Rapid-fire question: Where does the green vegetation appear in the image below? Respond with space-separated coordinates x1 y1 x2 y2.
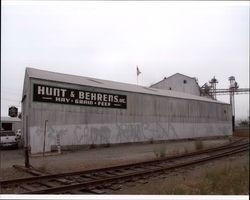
153 145 185 158
89 143 96 149
103 143 111 148
153 145 166 158
194 140 204 150
183 147 189 154
149 138 154 144
239 119 250 127
233 129 250 138
195 163 249 195
153 162 249 195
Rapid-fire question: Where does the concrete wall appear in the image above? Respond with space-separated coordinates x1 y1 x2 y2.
23 78 232 154
151 74 200 96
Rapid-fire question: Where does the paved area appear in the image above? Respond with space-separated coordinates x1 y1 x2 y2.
0 138 231 180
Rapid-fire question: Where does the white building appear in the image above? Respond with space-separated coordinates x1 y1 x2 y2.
150 73 201 96
1 116 21 132
22 68 232 154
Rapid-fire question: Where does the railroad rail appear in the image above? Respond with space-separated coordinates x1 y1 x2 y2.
0 139 249 194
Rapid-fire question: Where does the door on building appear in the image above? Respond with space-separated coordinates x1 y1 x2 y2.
1 123 13 131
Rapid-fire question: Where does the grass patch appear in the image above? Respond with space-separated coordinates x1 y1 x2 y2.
195 163 249 195
154 145 166 158
89 143 96 149
37 160 49 172
194 140 204 151
103 143 111 148
183 147 189 154
169 149 180 156
154 146 183 158
159 162 249 195
233 130 250 138
149 138 154 144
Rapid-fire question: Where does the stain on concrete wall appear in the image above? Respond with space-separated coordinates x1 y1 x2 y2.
29 122 231 154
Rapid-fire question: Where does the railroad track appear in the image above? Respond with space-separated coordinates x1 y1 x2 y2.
0 139 249 194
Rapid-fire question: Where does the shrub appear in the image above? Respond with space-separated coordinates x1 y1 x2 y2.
149 138 154 144
104 143 111 148
195 140 204 150
89 143 96 149
154 145 166 158
184 147 189 154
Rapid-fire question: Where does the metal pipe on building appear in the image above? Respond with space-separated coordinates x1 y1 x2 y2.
24 115 30 168
43 120 48 157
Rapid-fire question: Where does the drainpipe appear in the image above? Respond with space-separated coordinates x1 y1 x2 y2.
24 115 30 168
43 120 48 157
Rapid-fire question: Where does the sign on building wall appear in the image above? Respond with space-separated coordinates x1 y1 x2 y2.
8 106 18 117
33 84 127 109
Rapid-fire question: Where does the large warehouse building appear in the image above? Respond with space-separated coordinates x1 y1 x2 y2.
22 68 232 154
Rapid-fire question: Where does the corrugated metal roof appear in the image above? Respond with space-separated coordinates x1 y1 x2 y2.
1 117 21 122
26 67 228 104
150 73 199 87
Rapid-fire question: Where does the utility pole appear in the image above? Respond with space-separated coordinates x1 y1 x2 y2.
228 76 239 132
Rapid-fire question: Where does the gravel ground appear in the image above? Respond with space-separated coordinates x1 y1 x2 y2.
0 137 234 180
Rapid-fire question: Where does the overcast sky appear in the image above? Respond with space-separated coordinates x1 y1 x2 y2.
1 1 249 120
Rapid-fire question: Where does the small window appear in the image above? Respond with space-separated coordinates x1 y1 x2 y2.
183 80 187 84
224 110 227 114
169 87 172 90
1 123 12 131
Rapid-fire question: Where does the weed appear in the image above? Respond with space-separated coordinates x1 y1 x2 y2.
159 148 166 158
154 145 166 158
89 143 96 149
155 161 249 195
198 163 249 195
170 149 179 156
184 147 189 154
170 185 188 195
37 161 48 172
194 140 204 150
104 143 111 148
